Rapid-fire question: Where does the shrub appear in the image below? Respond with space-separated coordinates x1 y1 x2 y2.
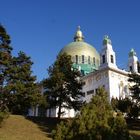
0 111 9 127
52 88 131 140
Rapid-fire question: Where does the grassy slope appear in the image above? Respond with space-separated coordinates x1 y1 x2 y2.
0 115 51 140
0 115 140 140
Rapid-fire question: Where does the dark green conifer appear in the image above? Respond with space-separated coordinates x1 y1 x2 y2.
43 53 84 118
7 51 42 115
53 88 130 140
0 25 13 112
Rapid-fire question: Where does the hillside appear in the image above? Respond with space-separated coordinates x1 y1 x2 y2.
0 115 140 140
0 115 52 140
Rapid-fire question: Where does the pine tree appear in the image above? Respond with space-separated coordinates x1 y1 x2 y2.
0 24 13 112
53 88 130 140
128 73 140 119
128 73 140 102
7 51 42 115
43 53 84 118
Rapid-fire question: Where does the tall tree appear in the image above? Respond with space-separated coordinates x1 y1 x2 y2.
43 53 84 118
7 51 43 115
128 73 140 103
0 25 13 112
128 73 140 118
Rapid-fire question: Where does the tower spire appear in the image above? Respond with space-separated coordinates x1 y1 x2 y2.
74 26 84 42
100 35 117 69
128 48 138 73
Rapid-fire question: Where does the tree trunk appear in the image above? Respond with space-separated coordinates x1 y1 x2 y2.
58 104 61 119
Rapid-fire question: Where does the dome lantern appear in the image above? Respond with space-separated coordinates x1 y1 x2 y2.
74 26 84 42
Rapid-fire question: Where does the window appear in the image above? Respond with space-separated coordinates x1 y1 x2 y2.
87 90 94 95
88 56 90 64
82 55 84 64
95 88 98 93
111 55 114 63
75 55 78 64
93 57 95 65
130 66 133 71
97 59 99 66
102 55 105 64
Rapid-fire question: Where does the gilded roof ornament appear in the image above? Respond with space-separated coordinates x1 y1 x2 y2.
74 26 84 42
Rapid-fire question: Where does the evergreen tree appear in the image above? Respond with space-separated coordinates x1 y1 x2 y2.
129 73 140 103
0 24 13 112
53 88 130 140
7 51 42 115
43 53 84 118
111 97 119 111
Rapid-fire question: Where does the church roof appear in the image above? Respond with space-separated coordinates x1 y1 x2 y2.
59 26 100 75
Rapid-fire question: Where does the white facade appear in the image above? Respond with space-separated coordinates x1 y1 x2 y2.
45 36 139 118
82 36 136 104
82 67 130 103
30 33 139 118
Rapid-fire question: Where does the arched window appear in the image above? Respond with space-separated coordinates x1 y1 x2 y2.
75 55 78 64
102 55 105 64
88 56 90 64
82 55 84 64
97 59 99 67
129 66 133 72
93 57 95 65
111 55 114 63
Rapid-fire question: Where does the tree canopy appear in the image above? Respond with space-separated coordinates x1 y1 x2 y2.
7 51 43 115
0 24 13 112
53 88 130 140
43 53 84 118
129 73 140 102
0 24 43 116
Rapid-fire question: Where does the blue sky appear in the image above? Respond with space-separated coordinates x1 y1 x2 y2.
0 0 140 81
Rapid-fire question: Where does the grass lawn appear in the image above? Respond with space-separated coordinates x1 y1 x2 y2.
0 115 52 140
0 115 140 140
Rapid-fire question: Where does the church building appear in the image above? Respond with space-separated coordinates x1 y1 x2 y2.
47 27 139 118
30 27 139 117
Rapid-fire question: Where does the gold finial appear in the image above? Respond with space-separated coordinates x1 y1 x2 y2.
74 26 84 42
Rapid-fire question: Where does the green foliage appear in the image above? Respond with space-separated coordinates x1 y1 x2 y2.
111 98 140 119
128 73 140 119
129 73 140 102
53 88 130 140
111 97 119 111
0 24 44 116
0 24 13 112
6 51 43 115
43 53 84 118
0 110 9 126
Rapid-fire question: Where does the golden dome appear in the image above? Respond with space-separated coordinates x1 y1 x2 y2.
59 27 100 75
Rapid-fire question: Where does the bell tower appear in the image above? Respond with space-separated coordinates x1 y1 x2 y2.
128 48 138 73
100 35 117 69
